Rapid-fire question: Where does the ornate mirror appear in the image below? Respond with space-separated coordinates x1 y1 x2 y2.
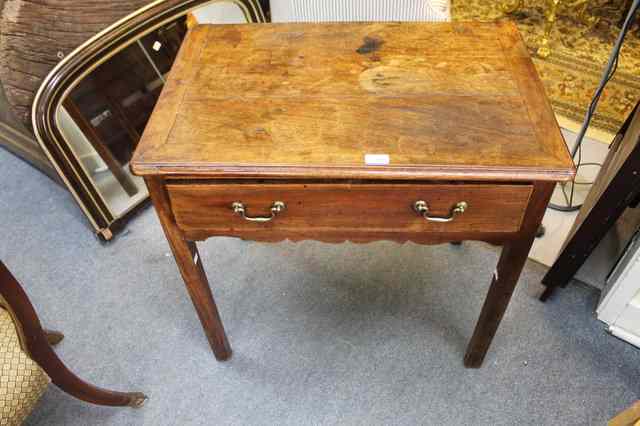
32 0 266 240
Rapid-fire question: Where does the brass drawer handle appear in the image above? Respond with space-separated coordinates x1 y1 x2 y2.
413 200 468 223
231 201 286 222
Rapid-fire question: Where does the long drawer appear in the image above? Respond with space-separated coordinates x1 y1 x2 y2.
166 182 532 235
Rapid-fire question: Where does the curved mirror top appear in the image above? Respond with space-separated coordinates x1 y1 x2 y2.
56 17 188 217
40 0 264 237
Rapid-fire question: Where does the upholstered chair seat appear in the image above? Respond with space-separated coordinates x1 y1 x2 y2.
0 308 50 426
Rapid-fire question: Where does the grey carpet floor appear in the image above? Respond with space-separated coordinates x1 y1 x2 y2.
1 147 639 426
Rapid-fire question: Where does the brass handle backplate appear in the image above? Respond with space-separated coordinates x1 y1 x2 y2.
232 201 285 222
413 200 468 223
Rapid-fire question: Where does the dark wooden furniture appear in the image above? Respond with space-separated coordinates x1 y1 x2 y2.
0 261 147 407
541 102 640 301
131 22 575 368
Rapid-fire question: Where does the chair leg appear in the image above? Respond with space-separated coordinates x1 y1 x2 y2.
47 358 148 408
44 343 148 407
0 261 148 408
44 329 64 346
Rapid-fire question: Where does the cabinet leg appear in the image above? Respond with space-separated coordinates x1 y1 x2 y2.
463 237 534 368
145 177 231 361
539 284 556 302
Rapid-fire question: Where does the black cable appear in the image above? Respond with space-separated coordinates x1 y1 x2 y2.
552 41 620 211
548 0 639 212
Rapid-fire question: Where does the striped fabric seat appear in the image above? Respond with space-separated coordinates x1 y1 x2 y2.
270 0 451 23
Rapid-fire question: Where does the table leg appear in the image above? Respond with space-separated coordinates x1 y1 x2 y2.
464 181 554 368
463 236 535 368
145 177 231 361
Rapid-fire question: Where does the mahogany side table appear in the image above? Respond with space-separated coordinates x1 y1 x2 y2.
131 22 575 368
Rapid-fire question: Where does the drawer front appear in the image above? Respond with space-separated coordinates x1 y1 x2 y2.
166 183 532 234
167 183 532 234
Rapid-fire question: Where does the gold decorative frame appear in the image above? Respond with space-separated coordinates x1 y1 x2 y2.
32 0 266 240
502 0 597 58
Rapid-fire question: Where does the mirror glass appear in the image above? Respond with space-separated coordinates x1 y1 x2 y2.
27 0 264 239
56 17 188 217
50 1 256 228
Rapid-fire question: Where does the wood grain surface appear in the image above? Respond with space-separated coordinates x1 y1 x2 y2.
132 22 575 182
167 182 532 234
136 21 575 368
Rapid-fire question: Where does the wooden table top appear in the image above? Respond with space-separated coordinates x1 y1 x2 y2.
131 22 575 182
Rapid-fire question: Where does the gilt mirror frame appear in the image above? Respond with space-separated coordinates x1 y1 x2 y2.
32 0 266 240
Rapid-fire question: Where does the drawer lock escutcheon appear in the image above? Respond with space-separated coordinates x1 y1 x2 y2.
231 201 286 222
414 200 468 223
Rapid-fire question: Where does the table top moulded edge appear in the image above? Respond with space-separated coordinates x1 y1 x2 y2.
130 22 576 183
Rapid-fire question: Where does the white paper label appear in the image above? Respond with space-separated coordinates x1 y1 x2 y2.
152 41 162 51
364 154 390 165
193 253 199 264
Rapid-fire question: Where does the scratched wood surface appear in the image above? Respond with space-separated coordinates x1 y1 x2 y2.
135 22 573 368
131 22 575 181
